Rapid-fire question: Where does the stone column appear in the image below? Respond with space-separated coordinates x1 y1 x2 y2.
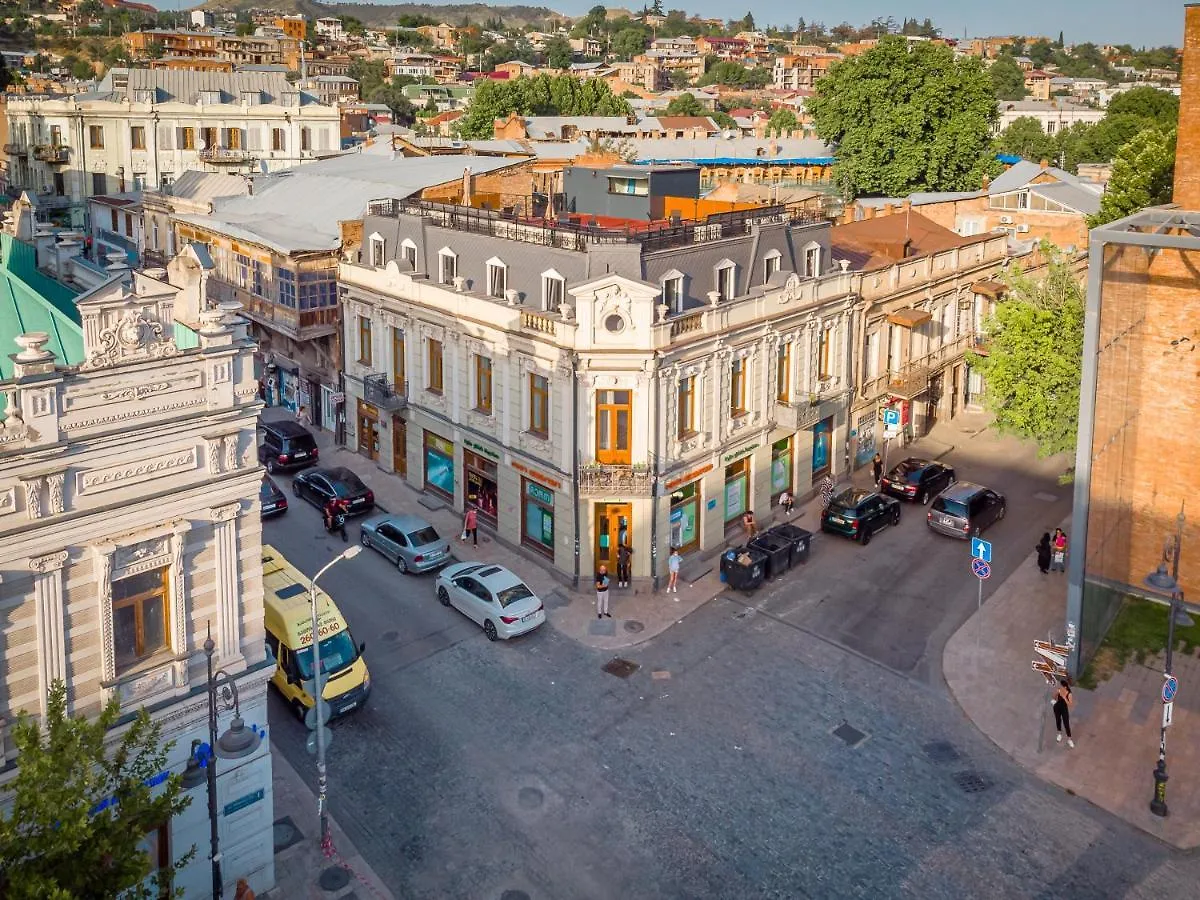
210 505 243 664
29 550 69 715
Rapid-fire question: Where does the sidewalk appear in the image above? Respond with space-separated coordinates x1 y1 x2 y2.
943 526 1200 850
264 748 394 899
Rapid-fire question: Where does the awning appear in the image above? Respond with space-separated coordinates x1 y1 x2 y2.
971 279 1008 299
887 307 932 328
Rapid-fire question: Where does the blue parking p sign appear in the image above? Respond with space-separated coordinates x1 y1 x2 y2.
971 538 992 562
883 408 900 427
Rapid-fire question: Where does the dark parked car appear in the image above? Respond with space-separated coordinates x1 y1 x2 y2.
880 458 956 505
927 481 1006 539
820 488 901 545
259 475 288 519
293 467 375 516
257 419 319 473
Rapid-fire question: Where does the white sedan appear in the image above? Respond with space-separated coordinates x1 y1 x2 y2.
434 562 546 641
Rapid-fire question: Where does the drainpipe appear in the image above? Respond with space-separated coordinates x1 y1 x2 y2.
571 350 581 590
650 352 661 592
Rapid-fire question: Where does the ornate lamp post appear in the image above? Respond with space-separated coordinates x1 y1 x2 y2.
1143 506 1190 818
180 629 265 898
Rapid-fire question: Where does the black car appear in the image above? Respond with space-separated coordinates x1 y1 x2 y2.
293 467 375 516
257 419 319 474
880 458 956 505
259 475 288 519
820 488 901 545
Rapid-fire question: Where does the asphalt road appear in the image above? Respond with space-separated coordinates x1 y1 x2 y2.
262 436 1200 900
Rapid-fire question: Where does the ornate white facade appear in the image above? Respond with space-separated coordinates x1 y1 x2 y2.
0 231 273 896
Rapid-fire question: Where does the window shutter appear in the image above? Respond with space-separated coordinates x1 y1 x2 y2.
317 128 330 151
246 127 261 150
220 128 229 147
158 126 174 150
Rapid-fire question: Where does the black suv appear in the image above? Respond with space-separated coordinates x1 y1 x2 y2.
820 488 901 545
880 458 956 505
927 482 1006 539
257 420 319 473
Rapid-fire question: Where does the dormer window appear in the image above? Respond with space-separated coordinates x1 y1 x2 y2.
368 233 385 267
133 89 155 104
438 247 457 284
661 269 684 313
198 90 221 105
486 257 507 299
281 91 300 106
241 90 261 105
541 269 564 311
715 260 736 301
803 243 821 278
400 238 417 270
763 249 781 283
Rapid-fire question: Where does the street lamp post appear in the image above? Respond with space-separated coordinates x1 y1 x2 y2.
1143 507 1190 818
181 629 265 898
308 545 361 846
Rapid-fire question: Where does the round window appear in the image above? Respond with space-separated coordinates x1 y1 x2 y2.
604 313 625 333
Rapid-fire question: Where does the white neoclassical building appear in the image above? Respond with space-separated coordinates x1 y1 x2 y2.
0 198 274 897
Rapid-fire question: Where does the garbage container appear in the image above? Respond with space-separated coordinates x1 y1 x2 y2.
768 524 812 565
719 546 767 591
749 532 793 579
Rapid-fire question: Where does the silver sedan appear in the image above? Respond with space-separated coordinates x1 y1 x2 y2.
360 513 452 574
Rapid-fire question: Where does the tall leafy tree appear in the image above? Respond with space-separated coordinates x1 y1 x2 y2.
767 108 798 136
457 75 631 138
989 55 1027 100
1088 128 1176 227
664 91 705 116
1104 86 1179 126
0 681 193 899
967 248 1085 458
808 36 1000 198
544 37 574 70
995 116 1057 162
610 27 648 60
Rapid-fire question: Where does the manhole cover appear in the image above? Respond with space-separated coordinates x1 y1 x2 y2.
603 657 640 678
272 816 302 853
952 771 993 794
517 786 544 809
501 892 531 900
318 866 351 891
922 740 961 764
623 620 645 633
1033 492 1059 502
382 630 399 642
832 722 868 747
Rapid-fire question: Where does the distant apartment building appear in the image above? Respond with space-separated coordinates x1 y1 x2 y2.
315 17 346 43
274 15 307 41
569 37 603 58
1024 69 1052 101
300 75 360 105
694 36 748 60
993 99 1105 135
773 53 842 91
124 29 302 70
3 69 340 227
388 53 461 83
416 23 468 51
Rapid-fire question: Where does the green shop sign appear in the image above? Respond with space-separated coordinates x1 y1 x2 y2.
223 788 265 817
723 443 759 464
463 438 501 461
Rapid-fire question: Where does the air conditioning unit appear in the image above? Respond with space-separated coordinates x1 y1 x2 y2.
1016 224 1031 233
998 215 1014 225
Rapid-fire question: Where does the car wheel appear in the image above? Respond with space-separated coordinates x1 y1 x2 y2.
998 504 1007 521
266 458 278 474
437 586 450 607
292 481 302 498
861 527 872 546
360 533 371 548
397 556 408 574
972 525 982 537
483 620 499 641
920 489 930 506
892 509 901 526
291 699 306 722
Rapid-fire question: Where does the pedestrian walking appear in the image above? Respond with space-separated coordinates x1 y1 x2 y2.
779 489 794 517
820 473 835 509
1052 679 1075 747
594 565 611 619
1036 532 1052 574
742 509 758 539
872 453 884 486
1051 528 1068 573
462 506 478 547
617 542 633 588
297 404 311 426
667 547 682 595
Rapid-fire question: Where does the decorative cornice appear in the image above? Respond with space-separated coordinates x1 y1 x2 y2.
211 502 241 523
29 550 68 573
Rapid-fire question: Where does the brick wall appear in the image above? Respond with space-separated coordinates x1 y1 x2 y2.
1175 4 1200 207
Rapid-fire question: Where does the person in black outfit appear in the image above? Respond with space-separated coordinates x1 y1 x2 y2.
1036 533 1052 574
872 453 884 485
1052 679 1074 748
617 543 633 588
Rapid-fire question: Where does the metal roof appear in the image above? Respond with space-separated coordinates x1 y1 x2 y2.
94 68 327 106
0 233 84 379
622 136 835 165
164 170 250 207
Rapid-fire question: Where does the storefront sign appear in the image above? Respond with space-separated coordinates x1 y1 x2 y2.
665 463 713 491
526 481 555 505
512 460 562 491
223 789 265 817
463 438 500 461
722 444 759 464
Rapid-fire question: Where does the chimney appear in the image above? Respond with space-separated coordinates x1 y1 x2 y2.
1175 4 1200 207
1039 158 1049 170
882 203 895 217
982 173 991 190
901 199 912 214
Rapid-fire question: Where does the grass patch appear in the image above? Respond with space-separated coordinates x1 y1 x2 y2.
1080 596 1200 688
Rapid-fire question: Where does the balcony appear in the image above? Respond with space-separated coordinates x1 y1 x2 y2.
32 144 69 163
199 147 255 164
578 463 653 497
363 373 407 411
4 143 27 157
775 389 846 432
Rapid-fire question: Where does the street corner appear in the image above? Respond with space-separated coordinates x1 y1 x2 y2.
543 577 724 650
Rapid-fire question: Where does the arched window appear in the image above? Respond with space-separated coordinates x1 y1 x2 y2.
486 257 507 298
368 232 385 267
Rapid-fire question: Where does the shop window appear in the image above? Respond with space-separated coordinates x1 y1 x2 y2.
723 458 750 525
474 355 493 414
464 450 499 522
529 373 549 437
770 437 793 501
669 481 700 553
522 479 555 556
677 376 696 439
427 339 444 393
358 316 372 366
730 357 747 416
423 431 454 499
112 568 169 675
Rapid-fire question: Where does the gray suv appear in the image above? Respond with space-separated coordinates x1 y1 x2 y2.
926 482 1006 539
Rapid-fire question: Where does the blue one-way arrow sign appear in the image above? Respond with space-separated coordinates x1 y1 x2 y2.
971 537 992 563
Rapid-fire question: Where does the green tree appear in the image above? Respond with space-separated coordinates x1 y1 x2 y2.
457 75 631 138
370 78 417 125
710 109 736 130
650 0 664 14
989 55 1027 100
71 57 94 80
1070 113 1149 163
665 91 705 116
544 36 573 69
610 27 647 60
767 108 798 135
808 36 1001 198
967 248 1085 458
1088 128 1176 227
341 16 365 37
1028 39 1055 67
669 68 693 89
995 116 1057 162
1104 86 1179 126
348 58 387 98
0 681 193 899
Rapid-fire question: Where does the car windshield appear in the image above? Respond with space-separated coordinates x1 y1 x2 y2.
890 461 925 483
332 474 366 497
283 435 317 453
495 583 534 608
933 498 968 517
295 630 358 680
828 503 859 518
259 480 277 500
407 526 440 546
